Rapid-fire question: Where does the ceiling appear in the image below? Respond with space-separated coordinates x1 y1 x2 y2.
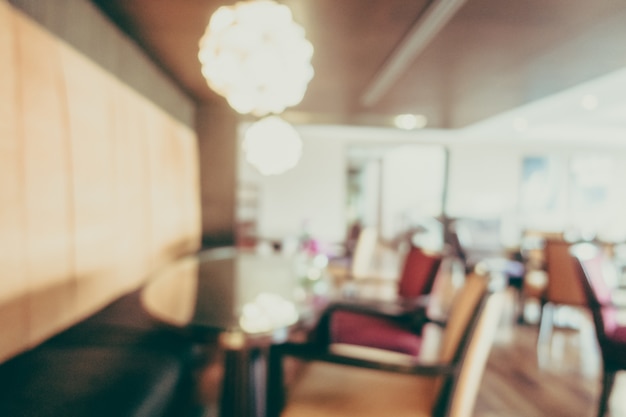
92 0 626 130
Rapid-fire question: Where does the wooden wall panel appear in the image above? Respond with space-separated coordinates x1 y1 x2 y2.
112 84 152 290
164 119 187 255
177 123 202 253
15 10 76 346
0 1 25 302
0 1 29 363
60 42 121 317
196 102 238 241
146 102 182 266
0 297 29 364
179 123 201 251
9 0 195 128
0 3 201 362
168 121 200 255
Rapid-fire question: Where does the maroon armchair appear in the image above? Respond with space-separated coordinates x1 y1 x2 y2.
313 244 443 356
571 243 626 417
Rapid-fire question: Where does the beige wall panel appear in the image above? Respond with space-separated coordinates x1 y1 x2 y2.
177 123 202 253
10 0 195 128
0 3 29 361
113 85 152 288
0 3 198 362
15 11 76 346
0 2 27 305
16 11 73 289
164 119 188 255
60 43 120 316
27 281 76 348
74 275 128 320
0 296 29 364
61 44 115 275
145 102 182 265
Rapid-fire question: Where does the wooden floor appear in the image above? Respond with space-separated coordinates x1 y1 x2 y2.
476 323 596 417
474 294 626 417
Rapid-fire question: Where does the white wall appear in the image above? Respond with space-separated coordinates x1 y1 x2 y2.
239 126 347 243
239 123 626 247
446 141 626 243
380 145 446 240
445 144 521 219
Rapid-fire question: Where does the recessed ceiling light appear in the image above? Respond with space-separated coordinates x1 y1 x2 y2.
394 114 427 130
581 94 599 111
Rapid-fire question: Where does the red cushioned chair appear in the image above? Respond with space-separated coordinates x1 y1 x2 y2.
571 243 626 417
311 244 443 356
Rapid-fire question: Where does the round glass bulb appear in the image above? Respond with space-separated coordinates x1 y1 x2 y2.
243 116 303 176
198 1 314 117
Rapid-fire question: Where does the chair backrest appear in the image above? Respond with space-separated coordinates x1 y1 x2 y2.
397 245 443 298
570 243 618 340
445 285 504 417
446 226 467 267
350 226 378 279
544 239 586 305
432 274 503 417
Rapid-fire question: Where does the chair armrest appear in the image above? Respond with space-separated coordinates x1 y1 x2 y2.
278 342 456 377
305 301 401 346
325 300 413 318
330 296 443 325
327 293 431 318
305 297 438 347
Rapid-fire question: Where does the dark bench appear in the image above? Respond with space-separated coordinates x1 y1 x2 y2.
0 291 207 417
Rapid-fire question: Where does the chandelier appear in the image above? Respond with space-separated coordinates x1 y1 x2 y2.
198 0 314 117
242 116 303 175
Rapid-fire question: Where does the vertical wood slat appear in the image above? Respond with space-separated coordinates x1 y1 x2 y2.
61 42 115 278
112 83 152 290
0 1 25 302
0 3 202 362
178 123 202 253
0 0 29 363
14 8 76 347
142 97 202 269
60 41 121 318
146 101 181 266
196 103 238 239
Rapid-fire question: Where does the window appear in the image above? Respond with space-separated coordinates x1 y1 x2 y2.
519 154 625 242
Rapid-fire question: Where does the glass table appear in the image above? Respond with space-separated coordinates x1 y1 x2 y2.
140 247 332 417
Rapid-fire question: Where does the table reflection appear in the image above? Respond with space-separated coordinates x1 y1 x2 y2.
141 247 331 336
140 247 332 417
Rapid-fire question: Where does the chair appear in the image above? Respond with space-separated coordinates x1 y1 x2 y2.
349 226 379 280
327 226 379 284
571 243 626 417
537 238 587 349
448 219 524 315
345 242 443 298
321 244 443 356
268 274 504 417
448 218 508 272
